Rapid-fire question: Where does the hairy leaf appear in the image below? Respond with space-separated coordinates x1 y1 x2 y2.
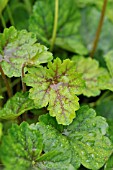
31 122 78 170
33 105 112 169
24 58 85 125
0 122 74 170
29 0 87 54
66 105 112 169
0 122 43 170
72 56 113 97
0 26 52 77
0 92 35 119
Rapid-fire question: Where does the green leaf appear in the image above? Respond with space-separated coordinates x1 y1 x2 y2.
29 0 88 55
0 26 53 77
0 92 35 119
104 50 113 77
33 105 112 169
72 56 111 97
24 58 85 125
80 6 113 54
31 122 77 170
0 0 9 14
104 153 113 170
77 0 113 23
0 122 43 170
66 105 112 169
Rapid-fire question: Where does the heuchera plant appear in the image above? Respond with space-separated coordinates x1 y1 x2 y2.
0 0 113 170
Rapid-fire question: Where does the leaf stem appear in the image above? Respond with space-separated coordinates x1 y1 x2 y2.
0 65 12 97
50 0 59 52
21 63 26 92
23 0 32 14
0 13 6 28
6 4 15 26
90 0 108 58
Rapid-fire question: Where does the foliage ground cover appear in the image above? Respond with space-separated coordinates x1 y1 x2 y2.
0 0 113 169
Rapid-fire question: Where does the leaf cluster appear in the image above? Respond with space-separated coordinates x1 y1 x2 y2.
0 0 113 170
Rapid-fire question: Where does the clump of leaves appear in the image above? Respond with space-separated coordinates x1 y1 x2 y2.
0 0 113 170
0 106 112 170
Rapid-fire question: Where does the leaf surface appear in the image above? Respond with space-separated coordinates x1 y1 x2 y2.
80 6 113 54
34 105 112 169
0 26 52 77
29 0 87 54
24 58 85 125
72 56 113 97
0 122 43 170
0 122 73 170
0 92 35 119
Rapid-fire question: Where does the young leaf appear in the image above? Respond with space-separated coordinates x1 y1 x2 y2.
72 56 112 97
24 58 85 125
0 122 43 170
0 26 52 77
0 92 35 119
29 0 88 54
33 105 112 169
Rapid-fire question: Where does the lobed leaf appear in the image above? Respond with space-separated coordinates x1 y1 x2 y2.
0 92 35 119
0 122 43 170
24 58 85 125
33 105 112 169
0 26 52 77
72 56 113 97
29 0 87 55
0 122 73 170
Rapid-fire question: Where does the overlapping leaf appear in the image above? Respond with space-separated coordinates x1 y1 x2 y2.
34 105 112 169
79 6 113 55
0 26 52 77
0 122 73 170
72 56 113 97
0 92 35 119
0 122 43 170
29 0 88 54
24 58 85 125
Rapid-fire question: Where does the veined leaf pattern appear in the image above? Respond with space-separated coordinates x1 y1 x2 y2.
0 26 52 77
24 58 85 125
